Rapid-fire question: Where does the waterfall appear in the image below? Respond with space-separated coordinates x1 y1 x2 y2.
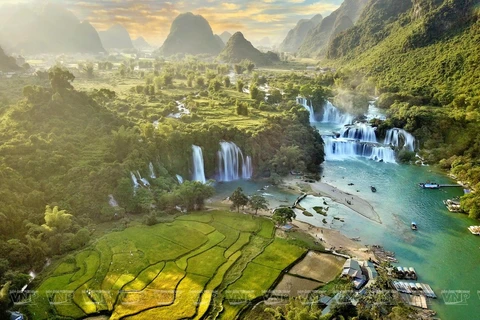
340 123 377 143
130 171 140 189
137 170 150 186
108 194 119 207
192 145 206 183
217 141 252 181
149 162 156 179
321 101 354 125
324 137 396 164
176 174 184 184
384 128 415 151
296 97 316 122
242 156 253 180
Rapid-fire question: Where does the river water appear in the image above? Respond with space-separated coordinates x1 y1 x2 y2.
214 101 479 319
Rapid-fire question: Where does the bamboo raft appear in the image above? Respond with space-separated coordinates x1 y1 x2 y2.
392 280 437 298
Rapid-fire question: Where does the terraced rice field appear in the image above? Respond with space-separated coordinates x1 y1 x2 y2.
28 211 306 319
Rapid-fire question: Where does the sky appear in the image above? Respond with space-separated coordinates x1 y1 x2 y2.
1 0 343 46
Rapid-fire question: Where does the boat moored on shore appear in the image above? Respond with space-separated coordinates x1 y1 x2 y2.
411 222 418 230
468 226 480 235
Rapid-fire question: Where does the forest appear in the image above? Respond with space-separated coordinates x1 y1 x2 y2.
0 59 326 301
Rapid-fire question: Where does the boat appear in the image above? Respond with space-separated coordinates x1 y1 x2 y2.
468 226 480 235
443 198 462 212
419 182 440 189
370 186 377 192
411 222 418 230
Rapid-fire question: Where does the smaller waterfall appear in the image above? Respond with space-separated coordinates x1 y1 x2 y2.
340 123 377 143
130 171 140 189
108 194 119 207
242 156 253 180
384 128 415 151
296 97 316 122
149 162 156 179
218 141 243 182
137 170 150 186
176 174 184 184
192 145 206 183
321 101 354 125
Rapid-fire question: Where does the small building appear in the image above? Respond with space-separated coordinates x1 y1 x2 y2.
341 259 366 289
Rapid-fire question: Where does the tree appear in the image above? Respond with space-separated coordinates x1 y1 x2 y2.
208 79 221 92
250 84 259 100
270 145 304 175
224 76 230 88
49 66 75 93
249 194 268 215
236 80 244 93
42 205 72 233
175 181 215 211
196 76 205 88
83 63 95 79
272 207 296 225
268 89 282 104
70 228 90 249
234 64 244 75
230 187 249 212
0 281 11 319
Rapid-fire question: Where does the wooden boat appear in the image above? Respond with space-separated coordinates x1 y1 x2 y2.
468 226 480 235
411 222 418 230
370 186 377 192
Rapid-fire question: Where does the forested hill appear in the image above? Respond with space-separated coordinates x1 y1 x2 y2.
217 32 279 66
0 47 18 71
326 0 480 217
158 12 224 56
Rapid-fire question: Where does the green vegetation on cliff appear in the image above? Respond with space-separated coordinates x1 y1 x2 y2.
217 32 279 66
328 0 480 217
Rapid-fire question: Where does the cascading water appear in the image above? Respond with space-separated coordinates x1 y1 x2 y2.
130 171 140 189
242 156 253 180
137 170 150 186
176 174 184 184
340 123 377 143
192 145 206 183
217 141 252 181
323 137 396 163
296 97 316 122
321 101 354 125
108 194 119 207
384 128 415 151
149 162 156 179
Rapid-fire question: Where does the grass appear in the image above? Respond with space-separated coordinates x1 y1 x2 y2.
30 210 338 320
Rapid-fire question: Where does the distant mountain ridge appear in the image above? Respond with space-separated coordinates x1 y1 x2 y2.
279 14 323 52
217 32 278 66
297 0 368 57
0 3 105 54
219 31 232 44
99 24 134 50
133 37 151 49
159 12 224 56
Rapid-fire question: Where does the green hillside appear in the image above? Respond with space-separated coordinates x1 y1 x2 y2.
0 47 18 71
217 32 279 66
327 0 480 216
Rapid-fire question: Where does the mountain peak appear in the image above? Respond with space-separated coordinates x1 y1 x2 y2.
158 12 223 56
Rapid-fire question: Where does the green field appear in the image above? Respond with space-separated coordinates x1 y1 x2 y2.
28 211 307 319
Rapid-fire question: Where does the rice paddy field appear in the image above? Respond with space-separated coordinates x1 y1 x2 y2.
27 210 307 319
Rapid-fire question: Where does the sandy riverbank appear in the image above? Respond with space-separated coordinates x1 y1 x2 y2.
209 195 373 260
283 176 382 224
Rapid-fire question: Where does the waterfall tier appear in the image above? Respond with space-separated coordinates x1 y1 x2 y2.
149 162 156 179
324 137 396 163
192 145 206 183
176 174 184 184
384 128 415 151
321 101 354 125
340 123 377 143
217 141 252 182
296 97 316 122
